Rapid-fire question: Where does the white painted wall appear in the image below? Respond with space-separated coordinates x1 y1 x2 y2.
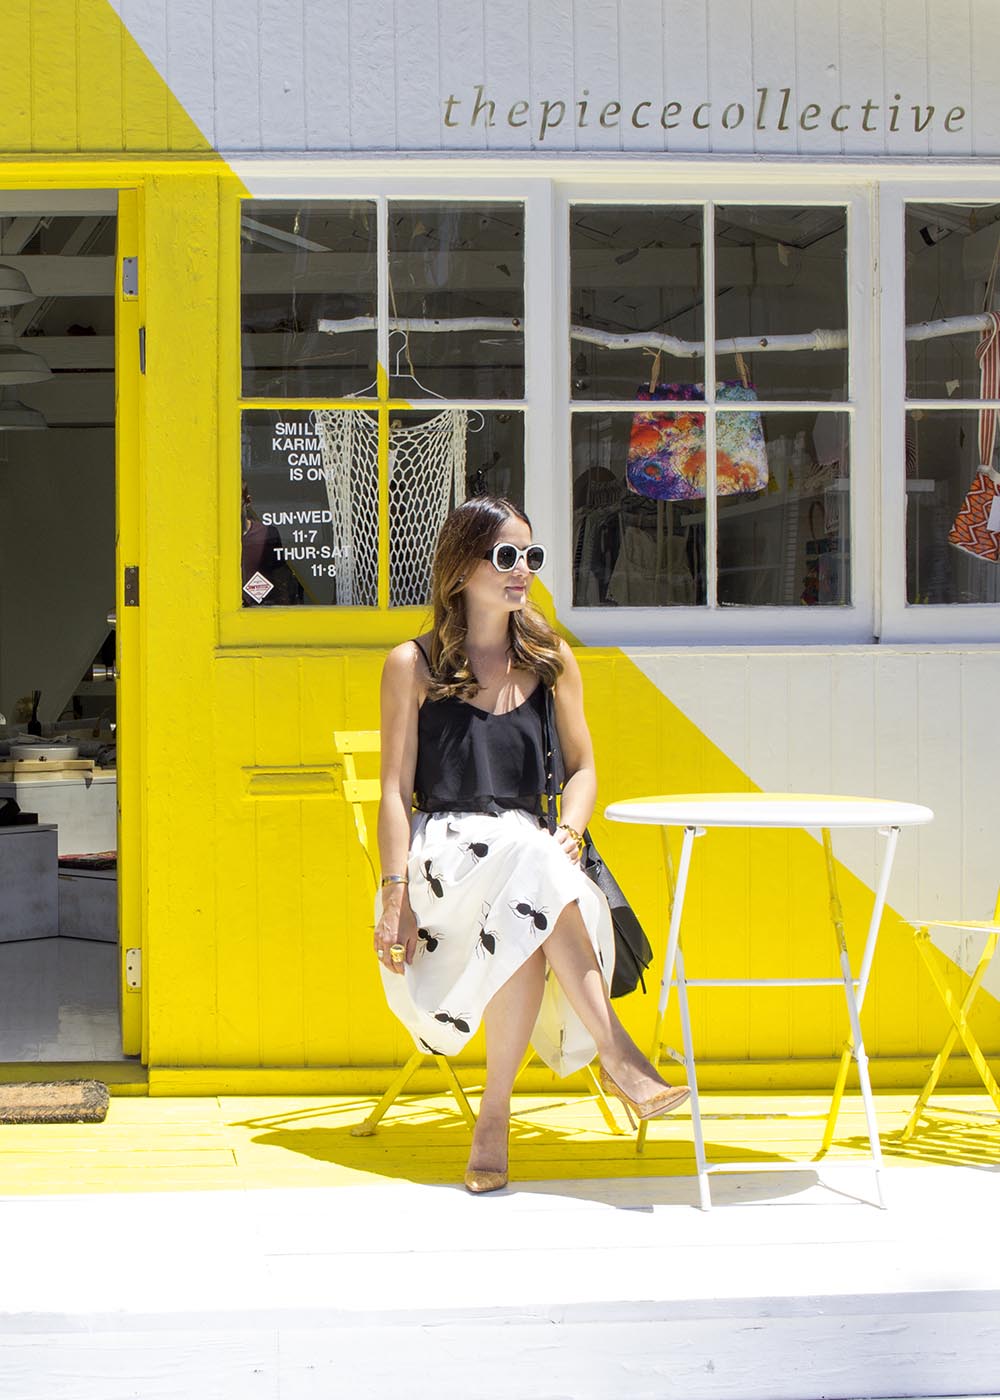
629 643 1000 997
111 0 1000 157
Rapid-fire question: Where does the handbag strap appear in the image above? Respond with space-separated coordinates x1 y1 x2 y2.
541 686 559 834
975 310 1000 468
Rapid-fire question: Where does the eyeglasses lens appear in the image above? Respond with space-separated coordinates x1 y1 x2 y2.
525 546 545 572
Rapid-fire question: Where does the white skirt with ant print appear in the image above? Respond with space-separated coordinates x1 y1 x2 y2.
378 808 616 1078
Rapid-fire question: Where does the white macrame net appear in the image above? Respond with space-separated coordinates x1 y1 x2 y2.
314 408 468 606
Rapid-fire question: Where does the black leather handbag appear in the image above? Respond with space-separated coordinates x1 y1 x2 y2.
542 689 653 998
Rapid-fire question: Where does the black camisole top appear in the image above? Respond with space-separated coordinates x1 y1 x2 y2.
412 642 548 816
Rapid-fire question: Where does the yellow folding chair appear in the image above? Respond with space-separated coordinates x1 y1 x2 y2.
333 729 624 1138
902 885 1000 1141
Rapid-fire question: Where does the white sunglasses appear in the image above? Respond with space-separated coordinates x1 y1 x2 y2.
482 542 547 573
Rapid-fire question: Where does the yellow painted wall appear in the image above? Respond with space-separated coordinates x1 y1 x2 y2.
0 0 994 1092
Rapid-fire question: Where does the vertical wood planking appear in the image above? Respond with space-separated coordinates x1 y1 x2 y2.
484 0 531 154
707 0 754 156
616 0 666 154
927 0 972 158
213 656 262 1065
748 0 798 157
30 0 78 150
872 651 921 1056
165 0 216 151
528 0 575 152
120 0 170 150
0 1 31 151
436 0 486 153
260 0 307 152
662 0 710 154
746 656 791 1059
572 0 621 153
303 0 351 150
297 656 347 1062
970 0 1000 156
882 0 931 159
790 0 843 157
77 0 123 150
394 0 442 151
213 0 261 151
959 652 1000 919
837 0 888 159
253 658 306 1062
348 0 396 150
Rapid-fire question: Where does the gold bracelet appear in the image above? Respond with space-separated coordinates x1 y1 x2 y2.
558 823 585 854
380 874 409 888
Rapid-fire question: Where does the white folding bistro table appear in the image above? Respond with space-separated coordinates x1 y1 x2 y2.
604 794 934 1210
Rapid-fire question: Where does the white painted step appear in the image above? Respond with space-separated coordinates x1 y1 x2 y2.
0 1166 998 1399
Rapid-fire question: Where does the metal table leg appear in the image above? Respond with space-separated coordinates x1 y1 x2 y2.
639 825 701 1157
818 825 900 1209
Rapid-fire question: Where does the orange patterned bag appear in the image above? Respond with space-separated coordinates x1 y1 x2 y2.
949 310 1000 562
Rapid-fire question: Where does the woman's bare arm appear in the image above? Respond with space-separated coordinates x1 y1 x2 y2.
374 642 423 971
551 640 597 861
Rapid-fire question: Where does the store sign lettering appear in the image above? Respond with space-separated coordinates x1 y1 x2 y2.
443 85 966 142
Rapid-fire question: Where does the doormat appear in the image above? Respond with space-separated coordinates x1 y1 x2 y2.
0 1080 109 1124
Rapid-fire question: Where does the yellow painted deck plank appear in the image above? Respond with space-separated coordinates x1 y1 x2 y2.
0 1093 994 1196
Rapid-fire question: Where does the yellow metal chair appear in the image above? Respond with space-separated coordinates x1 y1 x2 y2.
901 887 1000 1141
334 729 624 1138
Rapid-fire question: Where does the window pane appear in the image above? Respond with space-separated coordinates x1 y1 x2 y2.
571 206 704 401
388 410 524 607
241 201 377 398
718 411 850 607
715 206 848 402
905 203 1000 399
387 202 524 399
906 409 1000 604
571 412 707 606
242 408 378 607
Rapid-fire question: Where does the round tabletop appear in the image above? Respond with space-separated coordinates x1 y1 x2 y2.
604 792 934 830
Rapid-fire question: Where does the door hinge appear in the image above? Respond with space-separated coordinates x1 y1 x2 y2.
138 326 146 374
125 948 142 990
124 566 139 606
122 256 139 300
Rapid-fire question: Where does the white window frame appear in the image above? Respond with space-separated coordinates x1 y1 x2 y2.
552 176 875 647
229 161 885 646
879 179 1000 644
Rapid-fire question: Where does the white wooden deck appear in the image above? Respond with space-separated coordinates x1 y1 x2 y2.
1 1159 998 1399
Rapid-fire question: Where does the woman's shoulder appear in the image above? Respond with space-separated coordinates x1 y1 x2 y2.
382 635 434 705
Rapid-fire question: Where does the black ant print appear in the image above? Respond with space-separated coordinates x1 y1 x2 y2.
417 927 441 954
422 860 444 898
419 1037 445 1056
509 899 548 932
462 840 490 863
434 1010 472 1034
476 926 497 957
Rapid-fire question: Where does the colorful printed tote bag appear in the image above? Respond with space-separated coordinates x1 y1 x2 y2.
626 373 769 502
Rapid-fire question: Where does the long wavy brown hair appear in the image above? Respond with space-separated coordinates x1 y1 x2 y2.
425 495 564 701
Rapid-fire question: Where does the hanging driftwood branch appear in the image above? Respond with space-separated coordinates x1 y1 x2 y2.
317 311 995 356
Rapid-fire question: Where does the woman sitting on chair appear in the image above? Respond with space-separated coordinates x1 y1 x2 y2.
375 495 688 1192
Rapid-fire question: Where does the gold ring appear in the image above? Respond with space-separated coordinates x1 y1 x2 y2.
389 943 406 964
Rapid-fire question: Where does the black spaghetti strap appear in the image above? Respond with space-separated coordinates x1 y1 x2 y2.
412 637 431 666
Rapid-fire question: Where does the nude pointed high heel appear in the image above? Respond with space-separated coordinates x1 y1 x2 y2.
464 1166 508 1194
598 1065 689 1129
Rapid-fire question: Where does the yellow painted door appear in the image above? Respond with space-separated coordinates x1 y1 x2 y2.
115 187 144 1059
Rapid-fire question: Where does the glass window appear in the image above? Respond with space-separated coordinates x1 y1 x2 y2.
904 203 1000 606
239 199 526 610
387 202 524 400
241 202 377 399
569 203 851 610
905 203 1000 400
